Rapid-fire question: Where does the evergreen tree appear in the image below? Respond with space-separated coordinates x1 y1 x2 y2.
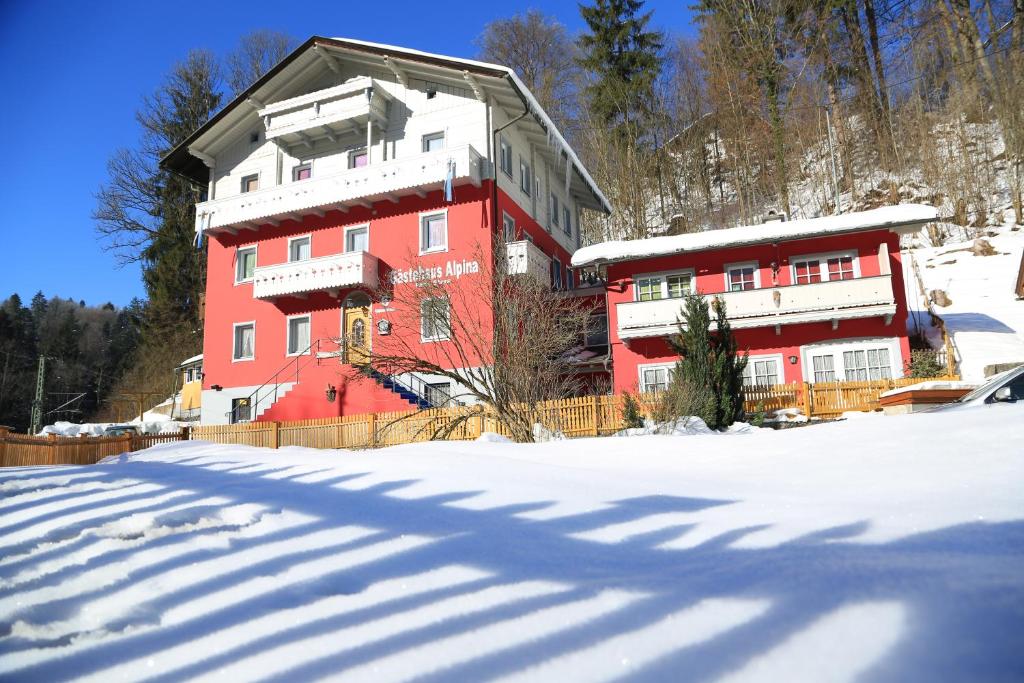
577 0 664 135
668 293 748 430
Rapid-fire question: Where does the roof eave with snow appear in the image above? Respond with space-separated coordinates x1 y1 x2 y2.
571 204 940 269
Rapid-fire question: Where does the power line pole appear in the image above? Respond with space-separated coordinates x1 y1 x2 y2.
29 355 46 435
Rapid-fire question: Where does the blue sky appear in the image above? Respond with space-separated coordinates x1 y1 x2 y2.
0 1 696 307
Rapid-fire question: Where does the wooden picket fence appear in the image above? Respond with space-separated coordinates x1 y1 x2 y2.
0 428 191 467
190 375 957 451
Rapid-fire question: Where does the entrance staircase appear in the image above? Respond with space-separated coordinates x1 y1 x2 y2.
232 338 438 422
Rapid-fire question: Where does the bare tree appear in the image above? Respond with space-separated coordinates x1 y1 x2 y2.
347 244 596 442
225 30 295 96
475 10 578 133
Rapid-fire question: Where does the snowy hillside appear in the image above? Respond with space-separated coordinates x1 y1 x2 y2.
2 407 1023 681
905 215 1024 381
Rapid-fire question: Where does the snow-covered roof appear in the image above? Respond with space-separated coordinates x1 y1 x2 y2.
178 354 203 367
571 204 940 268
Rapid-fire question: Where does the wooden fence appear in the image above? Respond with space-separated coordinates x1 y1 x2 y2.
191 374 957 451
0 428 190 468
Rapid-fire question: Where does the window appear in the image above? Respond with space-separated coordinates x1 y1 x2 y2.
727 263 758 291
502 212 515 241
499 136 513 177
233 323 255 361
586 313 608 347
425 382 451 407
241 174 258 193
635 271 693 301
231 397 251 424
639 365 673 393
743 356 782 387
185 368 194 383
292 163 312 181
843 348 892 381
235 246 256 283
288 236 311 262
422 132 445 152
287 315 311 356
827 255 855 280
551 194 560 226
565 265 573 290
793 259 822 284
249 131 259 144
420 212 447 253
345 226 369 252
552 258 563 290
519 159 532 196
421 297 450 341
563 206 572 236
811 354 836 383
791 252 857 284
348 148 368 169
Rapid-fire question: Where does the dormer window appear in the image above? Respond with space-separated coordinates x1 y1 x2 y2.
348 148 368 169
241 174 259 193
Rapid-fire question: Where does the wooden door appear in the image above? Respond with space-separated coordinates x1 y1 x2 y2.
344 306 371 365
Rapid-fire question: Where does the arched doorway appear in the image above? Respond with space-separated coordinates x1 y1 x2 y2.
342 291 372 365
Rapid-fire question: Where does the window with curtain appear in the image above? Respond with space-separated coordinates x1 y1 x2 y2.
793 259 821 284
640 366 673 393
420 213 447 252
421 298 451 341
812 354 836 382
827 256 855 280
289 237 311 262
346 227 368 252
233 324 255 360
236 247 256 283
743 358 780 386
728 266 756 291
287 316 310 355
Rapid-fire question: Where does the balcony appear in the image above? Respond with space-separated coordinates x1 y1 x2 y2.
252 251 379 300
196 144 485 234
505 240 551 280
616 274 897 339
259 77 390 148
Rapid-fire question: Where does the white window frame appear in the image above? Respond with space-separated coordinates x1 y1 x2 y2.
240 172 260 194
790 250 860 284
288 234 312 263
632 269 696 302
422 131 445 152
725 261 760 292
519 159 532 196
292 162 312 182
742 353 785 387
637 362 675 393
420 297 451 342
799 337 903 383
499 136 513 177
502 212 516 242
235 245 257 284
285 314 312 357
419 209 448 255
344 224 370 253
232 321 256 362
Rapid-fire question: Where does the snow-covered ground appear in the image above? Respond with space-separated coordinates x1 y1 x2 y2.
2 406 1022 682
906 217 1024 381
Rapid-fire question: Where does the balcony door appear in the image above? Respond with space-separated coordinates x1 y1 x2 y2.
343 292 371 365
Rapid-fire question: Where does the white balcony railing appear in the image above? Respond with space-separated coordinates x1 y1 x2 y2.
196 144 485 234
252 251 379 300
259 77 390 147
505 240 551 281
616 274 897 339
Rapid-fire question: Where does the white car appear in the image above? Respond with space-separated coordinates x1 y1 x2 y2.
930 364 1024 410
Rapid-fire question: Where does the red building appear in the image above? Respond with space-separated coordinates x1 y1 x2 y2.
570 205 938 394
162 37 610 424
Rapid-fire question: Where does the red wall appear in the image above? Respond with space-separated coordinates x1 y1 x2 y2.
604 229 912 392
203 179 570 419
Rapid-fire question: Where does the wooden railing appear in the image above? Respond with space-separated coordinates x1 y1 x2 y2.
0 428 191 467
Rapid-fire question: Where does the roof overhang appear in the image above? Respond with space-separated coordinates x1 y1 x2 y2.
160 36 610 214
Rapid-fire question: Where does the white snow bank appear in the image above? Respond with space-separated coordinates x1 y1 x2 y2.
39 415 187 437
476 432 513 443
908 215 1024 381
614 416 757 436
880 380 978 398
2 405 1022 681
572 204 938 267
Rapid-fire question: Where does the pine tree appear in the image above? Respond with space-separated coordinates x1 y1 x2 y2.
577 0 664 135
668 293 747 430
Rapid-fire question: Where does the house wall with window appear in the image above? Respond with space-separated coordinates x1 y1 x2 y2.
601 228 913 394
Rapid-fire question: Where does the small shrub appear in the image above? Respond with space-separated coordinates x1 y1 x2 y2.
906 350 946 378
747 400 767 428
621 392 645 430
